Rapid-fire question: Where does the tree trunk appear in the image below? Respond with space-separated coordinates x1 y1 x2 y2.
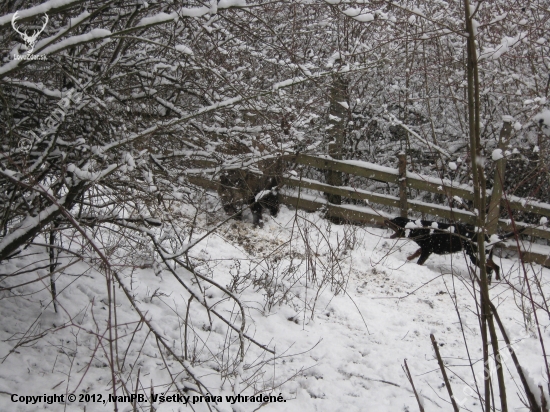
464 1 507 410
487 120 513 235
325 73 347 208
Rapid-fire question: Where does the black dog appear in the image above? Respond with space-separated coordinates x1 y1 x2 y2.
218 169 280 227
384 217 520 281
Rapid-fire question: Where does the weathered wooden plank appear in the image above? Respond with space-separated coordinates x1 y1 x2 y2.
284 176 477 224
288 154 400 184
405 173 475 201
279 193 321 213
502 197 550 219
497 220 550 240
187 175 219 191
279 193 387 225
282 176 400 208
286 153 476 200
326 204 387 225
188 159 218 168
407 200 477 225
495 244 550 267
520 251 550 266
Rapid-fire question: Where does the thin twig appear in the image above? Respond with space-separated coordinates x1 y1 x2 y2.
403 359 425 412
431 333 460 412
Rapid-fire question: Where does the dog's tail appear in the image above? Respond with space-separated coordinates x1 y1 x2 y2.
498 226 526 241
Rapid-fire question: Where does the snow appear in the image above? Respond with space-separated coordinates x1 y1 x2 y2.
386 114 451 158
39 29 112 55
0 201 62 256
353 13 374 22
2 79 63 98
505 195 550 215
492 148 504 161
489 13 508 25
175 44 194 55
180 6 210 18
136 12 178 27
255 189 272 202
3 1 550 410
0 0 81 27
2 205 548 411
480 33 528 60
0 59 23 77
343 8 375 22
472 19 480 36
218 0 247 8
326 52 343 67
273 77 306 90
340 159 398 175
535 109 550 128
501 239 550 256
1 202 549 412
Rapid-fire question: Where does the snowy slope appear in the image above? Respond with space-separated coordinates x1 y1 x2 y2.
0 206 548 412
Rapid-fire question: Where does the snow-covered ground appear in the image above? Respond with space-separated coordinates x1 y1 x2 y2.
1 205 548 411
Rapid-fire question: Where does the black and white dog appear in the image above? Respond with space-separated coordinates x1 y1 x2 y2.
384 217 521 281
218 169 281 227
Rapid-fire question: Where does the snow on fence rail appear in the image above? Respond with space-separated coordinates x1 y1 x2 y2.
186 153 550 266
286 153 550 218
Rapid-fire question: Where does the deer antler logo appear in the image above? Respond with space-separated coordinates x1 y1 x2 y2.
11 12 49 55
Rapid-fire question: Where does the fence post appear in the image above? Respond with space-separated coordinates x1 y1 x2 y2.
398 152 408 218
487 119 513 235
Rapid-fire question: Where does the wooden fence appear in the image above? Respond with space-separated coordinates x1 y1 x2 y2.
187 153 550 266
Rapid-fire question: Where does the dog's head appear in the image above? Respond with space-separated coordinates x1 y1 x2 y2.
384 217 412 238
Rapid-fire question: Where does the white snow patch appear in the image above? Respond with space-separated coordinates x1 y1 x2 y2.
0 0 80 26
175 44 194 55
354 13 374 22
535 109 550 128
492 149 504 161
136 12 178 27
39 29 112 56
218 0 247 8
